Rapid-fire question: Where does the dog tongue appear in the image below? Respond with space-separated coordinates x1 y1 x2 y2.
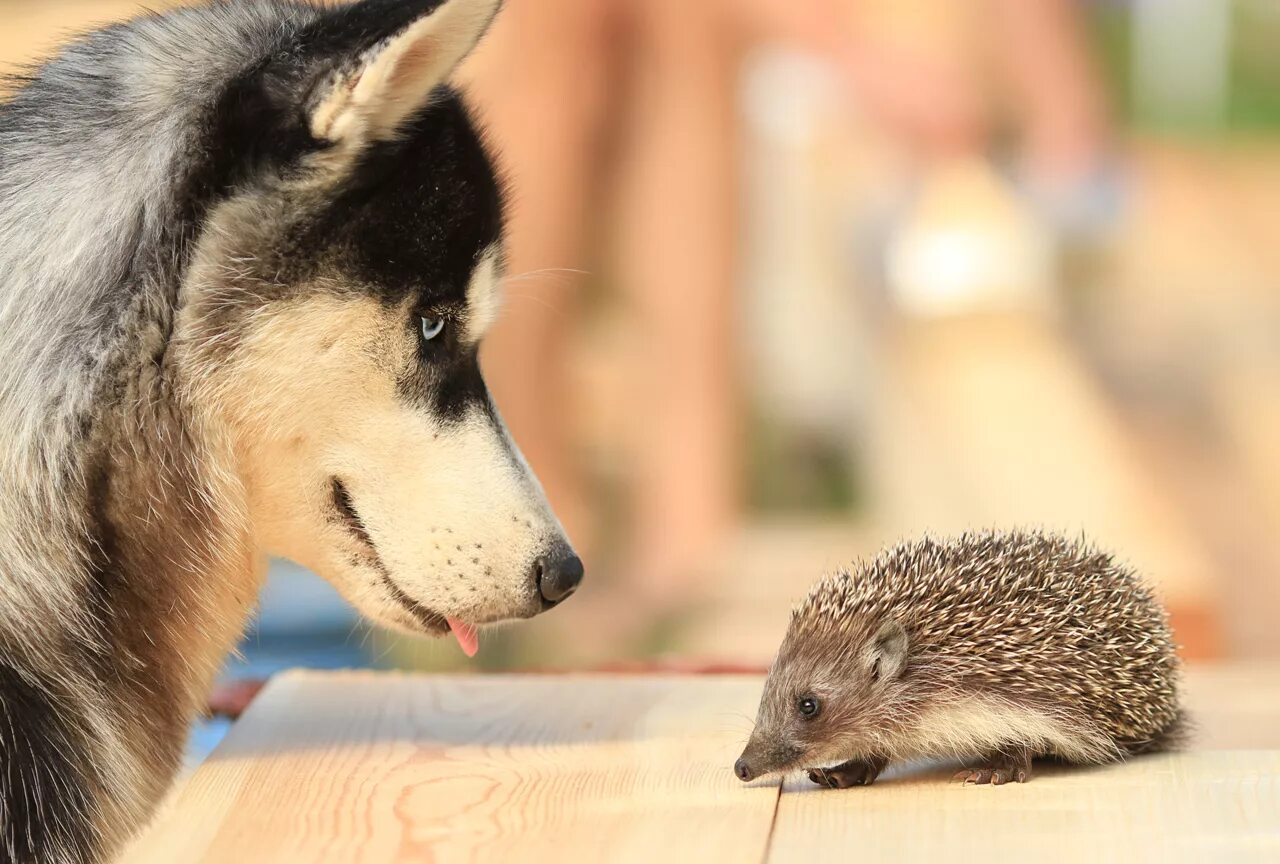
447 618 479 657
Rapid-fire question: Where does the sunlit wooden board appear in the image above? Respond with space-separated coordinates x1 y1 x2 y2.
124 672 779 863
768 751 1280 864
123 666 1280 863
768 664 1280 863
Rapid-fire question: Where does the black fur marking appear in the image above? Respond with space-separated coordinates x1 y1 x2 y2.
295 94 505 303
227 16 509 429
331 477 381 560
198 1 475 216
205 58 321 201
271 90 507 425
417 348 496 424
380 574 449 633
0 664 96 864
1 1 494 313
292 0 452 62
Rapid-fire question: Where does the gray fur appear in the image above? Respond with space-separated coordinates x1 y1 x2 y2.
0 2 557 861
0 6 324 861
1 2 317 634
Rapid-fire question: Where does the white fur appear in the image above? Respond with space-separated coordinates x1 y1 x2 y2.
465 246 504 342
792 694 1118 775
897 697 1116 765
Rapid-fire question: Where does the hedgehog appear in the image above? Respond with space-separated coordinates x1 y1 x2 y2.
733 530 1183 787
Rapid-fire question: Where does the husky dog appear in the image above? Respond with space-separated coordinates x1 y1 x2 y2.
0 1 584 860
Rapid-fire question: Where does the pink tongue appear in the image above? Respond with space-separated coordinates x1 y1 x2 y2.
447 617 479 657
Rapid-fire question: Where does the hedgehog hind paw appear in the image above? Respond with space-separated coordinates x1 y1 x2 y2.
953 766 1027 785
954 747 1034 785
807 756 889 789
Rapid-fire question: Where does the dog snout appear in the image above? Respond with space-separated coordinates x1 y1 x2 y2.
534 545 584 606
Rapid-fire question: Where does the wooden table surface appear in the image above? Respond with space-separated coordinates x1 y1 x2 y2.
123 665 1280 863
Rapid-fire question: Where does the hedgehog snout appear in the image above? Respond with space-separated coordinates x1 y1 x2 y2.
734 738 771 783
734 736 800 784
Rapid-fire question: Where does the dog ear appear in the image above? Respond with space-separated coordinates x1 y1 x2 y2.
305 0 501 148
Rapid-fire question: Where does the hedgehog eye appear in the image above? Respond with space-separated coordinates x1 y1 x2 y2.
419 315 446 342
797 696 820 719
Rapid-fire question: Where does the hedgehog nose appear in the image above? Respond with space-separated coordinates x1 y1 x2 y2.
734 758 756 782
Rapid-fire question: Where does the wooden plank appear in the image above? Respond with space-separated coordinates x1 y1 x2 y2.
124 667 1280 863
1183 664 1280 750
766 752 1280 864
767 663 1280 864
124 673 778 864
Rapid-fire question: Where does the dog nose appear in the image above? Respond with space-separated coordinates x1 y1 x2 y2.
535 548 584 605
734 758 755 782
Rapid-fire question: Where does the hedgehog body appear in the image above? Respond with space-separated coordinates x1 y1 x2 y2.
735 530 1183 787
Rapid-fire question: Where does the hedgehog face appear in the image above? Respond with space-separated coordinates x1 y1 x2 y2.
734 617 910 782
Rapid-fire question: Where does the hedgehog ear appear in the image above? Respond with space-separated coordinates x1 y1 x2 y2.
869 620 908 681
307 0 501 148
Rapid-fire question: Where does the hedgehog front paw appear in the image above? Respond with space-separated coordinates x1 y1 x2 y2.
807 756 888 789
953 747 1033 785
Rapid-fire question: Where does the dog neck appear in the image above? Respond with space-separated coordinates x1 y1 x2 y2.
85 389 262 755
0 357 264 860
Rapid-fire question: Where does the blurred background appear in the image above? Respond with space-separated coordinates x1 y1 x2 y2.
4 0 1279 761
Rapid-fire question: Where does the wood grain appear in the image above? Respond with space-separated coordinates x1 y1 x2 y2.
124 673 778 864
767 664 1280 863
768 752 1280 864
122 667 1280 863
767 663 1280 863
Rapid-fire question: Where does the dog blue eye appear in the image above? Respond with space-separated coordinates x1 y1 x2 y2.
419 316 445 342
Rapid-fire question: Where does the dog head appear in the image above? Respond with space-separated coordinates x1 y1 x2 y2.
177 0 581 648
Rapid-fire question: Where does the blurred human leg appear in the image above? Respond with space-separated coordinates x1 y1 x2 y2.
459 0 618 548
611 0 741 600
989 0 1111 180
986 0 1121 245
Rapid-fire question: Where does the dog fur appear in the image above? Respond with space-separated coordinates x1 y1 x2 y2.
0 1 579 860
